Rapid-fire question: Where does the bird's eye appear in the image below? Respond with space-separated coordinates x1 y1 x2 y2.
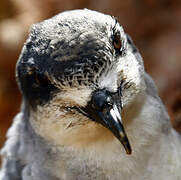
113 33 122 50
34 72 49 87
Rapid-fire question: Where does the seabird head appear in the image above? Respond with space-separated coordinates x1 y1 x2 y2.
16 9 146 155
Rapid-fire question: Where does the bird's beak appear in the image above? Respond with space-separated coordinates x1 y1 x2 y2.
96 102 132 155
82 89 132 154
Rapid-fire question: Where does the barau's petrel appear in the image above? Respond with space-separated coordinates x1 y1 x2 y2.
1 9 181 180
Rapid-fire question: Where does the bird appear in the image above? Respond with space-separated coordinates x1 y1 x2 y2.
1 9 181 180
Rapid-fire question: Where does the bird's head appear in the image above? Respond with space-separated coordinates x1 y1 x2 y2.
16 9 146 155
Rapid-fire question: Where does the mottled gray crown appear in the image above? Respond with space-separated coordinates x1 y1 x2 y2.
16 9 127 105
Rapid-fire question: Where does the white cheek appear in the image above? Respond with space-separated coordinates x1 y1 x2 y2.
117 51 146 106
117 51 143 83
98 68 118 92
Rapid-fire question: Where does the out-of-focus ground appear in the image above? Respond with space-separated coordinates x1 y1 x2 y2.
0 0 181 148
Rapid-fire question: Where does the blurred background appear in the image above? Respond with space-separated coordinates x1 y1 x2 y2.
0 0 181 149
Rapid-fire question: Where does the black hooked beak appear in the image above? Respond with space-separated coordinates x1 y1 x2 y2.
81 89 132 155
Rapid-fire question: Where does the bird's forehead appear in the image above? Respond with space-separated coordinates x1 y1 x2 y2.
31 9 118 52
46 9 115 36
16 9 127 107
20 10 122 88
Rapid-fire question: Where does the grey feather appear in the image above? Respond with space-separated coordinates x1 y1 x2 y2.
1 9 181 180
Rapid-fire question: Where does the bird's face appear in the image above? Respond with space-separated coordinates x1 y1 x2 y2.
16 9 146 155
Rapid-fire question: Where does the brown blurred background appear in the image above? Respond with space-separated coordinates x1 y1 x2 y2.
0 0 181 149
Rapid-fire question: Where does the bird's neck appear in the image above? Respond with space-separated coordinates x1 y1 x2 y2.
26 92 181 179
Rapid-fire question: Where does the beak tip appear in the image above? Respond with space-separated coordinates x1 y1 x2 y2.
116 129 132 155
120 136 132 155
126 149 132 155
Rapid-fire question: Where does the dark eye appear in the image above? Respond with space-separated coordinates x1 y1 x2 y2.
113 33 122 50
34 71 49 87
